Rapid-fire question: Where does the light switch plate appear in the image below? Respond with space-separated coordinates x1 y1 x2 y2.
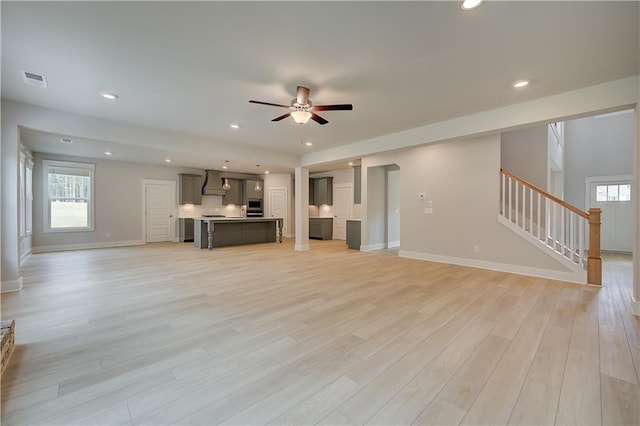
424 207 433 214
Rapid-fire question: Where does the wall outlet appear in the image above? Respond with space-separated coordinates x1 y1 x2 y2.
428 200 433 207
474 245 480 253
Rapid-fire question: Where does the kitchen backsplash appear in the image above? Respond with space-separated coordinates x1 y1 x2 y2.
178 195 242 218
308 204 333 218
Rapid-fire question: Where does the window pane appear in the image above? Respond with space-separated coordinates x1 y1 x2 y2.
49 173 90 199
607 185 619 201
50 200 88 228
619 184 631 201
596 185 607 202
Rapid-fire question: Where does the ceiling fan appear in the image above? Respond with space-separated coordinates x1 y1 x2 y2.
249 86 353 125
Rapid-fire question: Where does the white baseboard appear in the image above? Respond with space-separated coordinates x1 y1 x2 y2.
399 250 587 284
1 277 23 293
388 241 400 249
33 240 145 253
361 243 388 252
294 244 310 251
632 296 640 316
20 249 32 265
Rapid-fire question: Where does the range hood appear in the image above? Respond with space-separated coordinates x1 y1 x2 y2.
202 170 225 196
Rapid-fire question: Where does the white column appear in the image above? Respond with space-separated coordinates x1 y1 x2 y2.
632 104 640 316
294 166 309 251
1 114 23 292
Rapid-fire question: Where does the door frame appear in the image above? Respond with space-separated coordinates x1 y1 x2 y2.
142 179 177 243
585 174 632 252
585 174 633 211
269 186 289 237
333 183 353 240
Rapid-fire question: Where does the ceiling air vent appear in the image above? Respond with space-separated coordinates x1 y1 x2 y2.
22 71 48 88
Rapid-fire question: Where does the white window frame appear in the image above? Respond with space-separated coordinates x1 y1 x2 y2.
43 160 95 233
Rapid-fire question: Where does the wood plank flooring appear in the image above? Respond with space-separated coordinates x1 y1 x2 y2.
1 241 638 425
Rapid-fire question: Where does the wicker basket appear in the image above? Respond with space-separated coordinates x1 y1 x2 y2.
1 319 15 375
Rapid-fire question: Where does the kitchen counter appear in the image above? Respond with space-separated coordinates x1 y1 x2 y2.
193 217 283 250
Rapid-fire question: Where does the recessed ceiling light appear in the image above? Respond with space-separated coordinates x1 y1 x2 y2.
165 158 171 163
460 0 483 10
512 79 530 89
265 170 270 174
305 141 313 146
229 123 241 129
104 151 112 156
60 138 73 144
100 92 119 100
348 162 354 166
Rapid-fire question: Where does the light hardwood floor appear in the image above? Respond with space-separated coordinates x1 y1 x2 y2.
1 240 638 425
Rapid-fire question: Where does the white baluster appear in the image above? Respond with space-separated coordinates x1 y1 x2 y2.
501 172 506 217
537 192 541 241
579 218 584 267
570 213 575 262
529 189 533 236
515 180 519 226
522 185 526 231
508 177 512 222
560 207 565 258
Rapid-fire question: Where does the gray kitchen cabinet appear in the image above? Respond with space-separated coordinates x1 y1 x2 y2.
309 177 333 205
179 218 194 242
178 173 203 205
244 179 263 200
346 220 361 249
309 217 333 240
353 166 361 204
223 178 244 205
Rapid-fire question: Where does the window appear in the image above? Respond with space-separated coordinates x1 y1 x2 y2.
596 184 631 202
43 160 95 232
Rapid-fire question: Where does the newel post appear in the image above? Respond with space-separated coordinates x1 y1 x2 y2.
587 208 602 286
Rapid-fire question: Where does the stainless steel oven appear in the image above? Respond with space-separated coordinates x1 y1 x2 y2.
246 199 263 217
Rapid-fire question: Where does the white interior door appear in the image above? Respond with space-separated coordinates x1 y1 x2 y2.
145 181 175 243
588 178 632 252
333 184 352 240
269 186 287 237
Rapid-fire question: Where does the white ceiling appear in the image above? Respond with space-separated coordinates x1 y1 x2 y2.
2 1 638 172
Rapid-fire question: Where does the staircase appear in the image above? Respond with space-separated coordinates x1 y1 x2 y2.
499 169 601 285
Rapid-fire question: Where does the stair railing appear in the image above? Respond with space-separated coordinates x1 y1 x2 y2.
500 169 601 285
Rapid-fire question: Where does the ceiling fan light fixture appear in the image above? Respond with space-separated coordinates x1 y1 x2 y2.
291 110 312 124
460 0 483 10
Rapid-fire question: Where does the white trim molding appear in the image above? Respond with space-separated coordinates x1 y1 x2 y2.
1 277 23 293
400 250 586 285
33 240 144 253
361 243 388 252
632 296 640 317
294 243 310 251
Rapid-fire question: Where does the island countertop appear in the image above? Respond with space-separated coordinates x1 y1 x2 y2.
193 217 284 249
193 216 283 222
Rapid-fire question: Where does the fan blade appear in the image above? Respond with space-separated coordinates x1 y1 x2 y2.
313 104 353 111
296 86 310 105
310 113 328 125
249 100 290 108
272 112 291 122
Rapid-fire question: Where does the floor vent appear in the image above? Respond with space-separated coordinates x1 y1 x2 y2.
22 71 48 88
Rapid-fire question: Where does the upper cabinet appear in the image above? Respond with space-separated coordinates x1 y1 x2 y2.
178 173 203 205
309 177 333 205
223 178 244 205
245 179 263 200
353 166 361 204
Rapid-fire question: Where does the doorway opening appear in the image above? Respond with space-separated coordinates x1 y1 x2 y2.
365 164 400 253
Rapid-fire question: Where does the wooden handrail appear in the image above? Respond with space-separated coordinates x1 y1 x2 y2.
501 168 589 219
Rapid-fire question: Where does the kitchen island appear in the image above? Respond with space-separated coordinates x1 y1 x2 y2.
193 217 283 250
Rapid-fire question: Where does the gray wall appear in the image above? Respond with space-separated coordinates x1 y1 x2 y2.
501 124 548 189
362 133 568 272
32 152 203 250
564 111 635 209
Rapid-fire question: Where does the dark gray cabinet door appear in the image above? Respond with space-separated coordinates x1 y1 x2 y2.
178 173 202 205
223 179 244 205
309 218 333 240
353 166 361 204
346 220 361 249
309 177 333 205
